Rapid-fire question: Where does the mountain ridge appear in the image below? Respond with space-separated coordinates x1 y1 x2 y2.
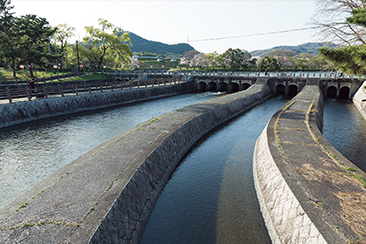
128 32 195 56
250 42 338 58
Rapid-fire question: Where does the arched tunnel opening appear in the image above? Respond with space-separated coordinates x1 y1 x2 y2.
288 85 298 98
241 83 251 91
198 82 207 92
217 82 227 92
207 82 217 92
275 84 285 95
327 86 337 99
339 86 350 100
228 83 239 93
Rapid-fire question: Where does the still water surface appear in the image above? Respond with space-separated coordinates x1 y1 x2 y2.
1 91 365 243
323 99 366 172
0 92 220 209
140 96 288 244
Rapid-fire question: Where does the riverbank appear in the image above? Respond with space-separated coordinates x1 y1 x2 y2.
0 82 273 243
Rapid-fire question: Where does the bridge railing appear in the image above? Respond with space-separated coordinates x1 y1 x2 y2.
0 76 186 104
103 69 356 79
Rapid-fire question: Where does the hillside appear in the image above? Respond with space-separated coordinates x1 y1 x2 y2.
128 32 195 56
250 42 338 58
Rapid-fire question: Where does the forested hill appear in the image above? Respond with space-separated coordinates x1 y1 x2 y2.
250 42 338 58
128 32 195 56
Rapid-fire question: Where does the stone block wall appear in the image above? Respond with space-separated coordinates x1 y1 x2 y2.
0 83 194 129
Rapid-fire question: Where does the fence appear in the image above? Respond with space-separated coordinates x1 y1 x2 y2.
0 76 186 103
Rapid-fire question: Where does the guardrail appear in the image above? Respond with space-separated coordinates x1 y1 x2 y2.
103 69 352 78
0 77 186 103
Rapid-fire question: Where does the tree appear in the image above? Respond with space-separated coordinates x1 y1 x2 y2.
269 49 297 70
0 0 18 77
222 48 252 70
320 7 366 76
257 56 280 72
17 14 58 77
186 53 206 70
83 18 132 72
50 24 76 73
310 0 366 45
205 51 219 70
53 24 75 54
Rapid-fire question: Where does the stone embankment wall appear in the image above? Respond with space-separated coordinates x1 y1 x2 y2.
253 85 366 244
353 80 366 120
0 83 194 129
0 82 273 243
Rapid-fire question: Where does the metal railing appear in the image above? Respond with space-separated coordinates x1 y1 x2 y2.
0 77 186 103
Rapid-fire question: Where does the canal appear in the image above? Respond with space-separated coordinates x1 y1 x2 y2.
0 92 220 209
323 99 366 172
140 96 366 244
1 90 365 243
140 95 288 244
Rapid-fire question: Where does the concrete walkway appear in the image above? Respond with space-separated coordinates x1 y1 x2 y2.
254 85 366 244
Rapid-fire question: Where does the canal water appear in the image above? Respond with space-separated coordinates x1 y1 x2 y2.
0 92 220 209
140 96 288 244
1 90 365 243
323 99 366 172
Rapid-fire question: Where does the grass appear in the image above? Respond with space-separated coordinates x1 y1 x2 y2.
45 73 111 83
0 67 73 81
0 67 110 83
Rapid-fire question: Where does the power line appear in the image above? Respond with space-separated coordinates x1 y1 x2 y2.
169 26 320 44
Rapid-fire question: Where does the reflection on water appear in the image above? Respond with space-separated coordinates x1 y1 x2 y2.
0 92 220 209
323 99 366 172
140 96 288 244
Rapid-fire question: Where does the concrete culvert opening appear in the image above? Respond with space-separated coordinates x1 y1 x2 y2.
198 82 207 92
228 83 239 93
275 84 285 95
339 86 350 100
217 82 227 92
327 86 337 99
207 82 217 92
288 85 298 98
241 83 251 91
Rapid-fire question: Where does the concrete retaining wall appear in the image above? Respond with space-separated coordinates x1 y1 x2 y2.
0 82 194 129
0 83 273 243
353 80 366 120
254 85 366 244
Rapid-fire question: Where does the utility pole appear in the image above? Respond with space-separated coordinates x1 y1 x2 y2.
76 40 80 74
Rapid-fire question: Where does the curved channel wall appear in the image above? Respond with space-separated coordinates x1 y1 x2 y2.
0 82 195 129
0 82 273 243
254 85 366 243
353 80 366 120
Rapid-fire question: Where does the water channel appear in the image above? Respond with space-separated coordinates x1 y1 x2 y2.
0 92 221 209
140 96 287 244
140 97 366 244
323 99 366 172
0 90 365 243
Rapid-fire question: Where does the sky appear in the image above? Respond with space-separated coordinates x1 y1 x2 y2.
11 1 319 54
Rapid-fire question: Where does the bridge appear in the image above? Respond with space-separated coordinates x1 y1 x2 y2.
106 70 364 99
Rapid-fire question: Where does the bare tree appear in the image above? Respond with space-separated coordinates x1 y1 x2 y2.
310 0 366 45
